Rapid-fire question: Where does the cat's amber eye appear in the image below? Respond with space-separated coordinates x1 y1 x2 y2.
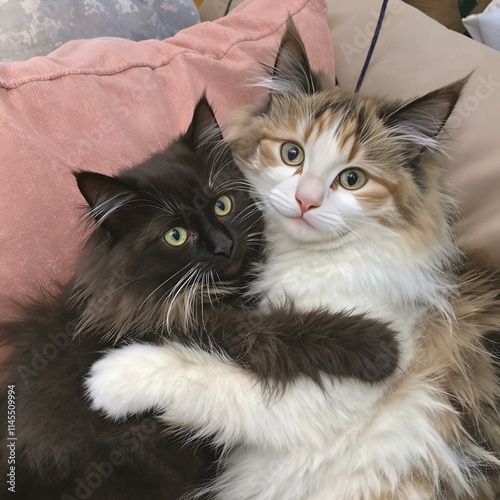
280 142 304 167
338 168 368 190
214 195 233 217
163 227 188 247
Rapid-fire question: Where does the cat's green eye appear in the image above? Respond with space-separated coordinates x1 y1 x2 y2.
163 227 188 247
214 195 233 217
338 168 368 190
280 142 304 167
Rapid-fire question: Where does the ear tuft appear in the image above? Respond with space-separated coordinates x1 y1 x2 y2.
269 18 321 96
184 94 224 152
384 75 470 159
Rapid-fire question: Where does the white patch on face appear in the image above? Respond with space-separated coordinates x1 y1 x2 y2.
252 120 380 244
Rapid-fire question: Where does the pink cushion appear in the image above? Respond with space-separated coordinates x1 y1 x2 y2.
0 0 334 319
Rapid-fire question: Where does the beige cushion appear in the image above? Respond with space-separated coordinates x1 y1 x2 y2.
328 0 500 266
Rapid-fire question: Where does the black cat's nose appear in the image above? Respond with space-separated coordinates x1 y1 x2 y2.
213 239 233 258
208 229 234 258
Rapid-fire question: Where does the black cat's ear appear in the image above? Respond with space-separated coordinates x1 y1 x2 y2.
75 171 137 236
271 19 321 95
384 76 469 160
184 95 223 152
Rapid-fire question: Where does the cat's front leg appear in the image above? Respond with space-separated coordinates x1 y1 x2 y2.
204 303 399 387
86 341 388 451
86 342 270 449
85 343 185 420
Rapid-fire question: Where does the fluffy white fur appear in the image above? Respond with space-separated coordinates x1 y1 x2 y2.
87 341 462 500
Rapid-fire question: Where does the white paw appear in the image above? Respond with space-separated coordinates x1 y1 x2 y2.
85 343 165 420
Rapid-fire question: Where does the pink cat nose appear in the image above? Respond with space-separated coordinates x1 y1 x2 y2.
296 174 325 214
296 197 318 214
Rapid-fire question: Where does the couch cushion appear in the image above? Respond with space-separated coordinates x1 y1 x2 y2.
0 0 335 319
328 0 500 267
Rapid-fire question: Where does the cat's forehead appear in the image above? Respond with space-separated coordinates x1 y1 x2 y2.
122 143 241 220
257 90 384 167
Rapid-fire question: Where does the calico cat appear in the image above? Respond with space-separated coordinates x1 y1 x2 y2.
86 22 500 499
0 96 398 500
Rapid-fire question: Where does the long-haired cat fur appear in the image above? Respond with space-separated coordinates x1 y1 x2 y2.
0 95 398 500
86 22 500 499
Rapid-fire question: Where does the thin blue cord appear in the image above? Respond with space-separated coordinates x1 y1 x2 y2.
224 0 234 16
354 0 389 93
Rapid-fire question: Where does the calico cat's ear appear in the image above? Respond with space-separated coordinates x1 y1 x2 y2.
384 76 469 160
270 19 321 95
184 95 223 152
75 171 137 236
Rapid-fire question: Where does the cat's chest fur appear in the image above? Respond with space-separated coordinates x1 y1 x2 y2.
249 222 453 380
252 234 434 332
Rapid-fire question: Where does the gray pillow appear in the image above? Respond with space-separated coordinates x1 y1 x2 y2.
0 0 200 62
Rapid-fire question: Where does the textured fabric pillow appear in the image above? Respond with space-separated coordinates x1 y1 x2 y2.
327 0 500 268
0 0 335 320
0 0 200 62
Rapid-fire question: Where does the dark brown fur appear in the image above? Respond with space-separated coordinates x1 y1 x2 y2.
203 303 398 391
1 294 215 500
